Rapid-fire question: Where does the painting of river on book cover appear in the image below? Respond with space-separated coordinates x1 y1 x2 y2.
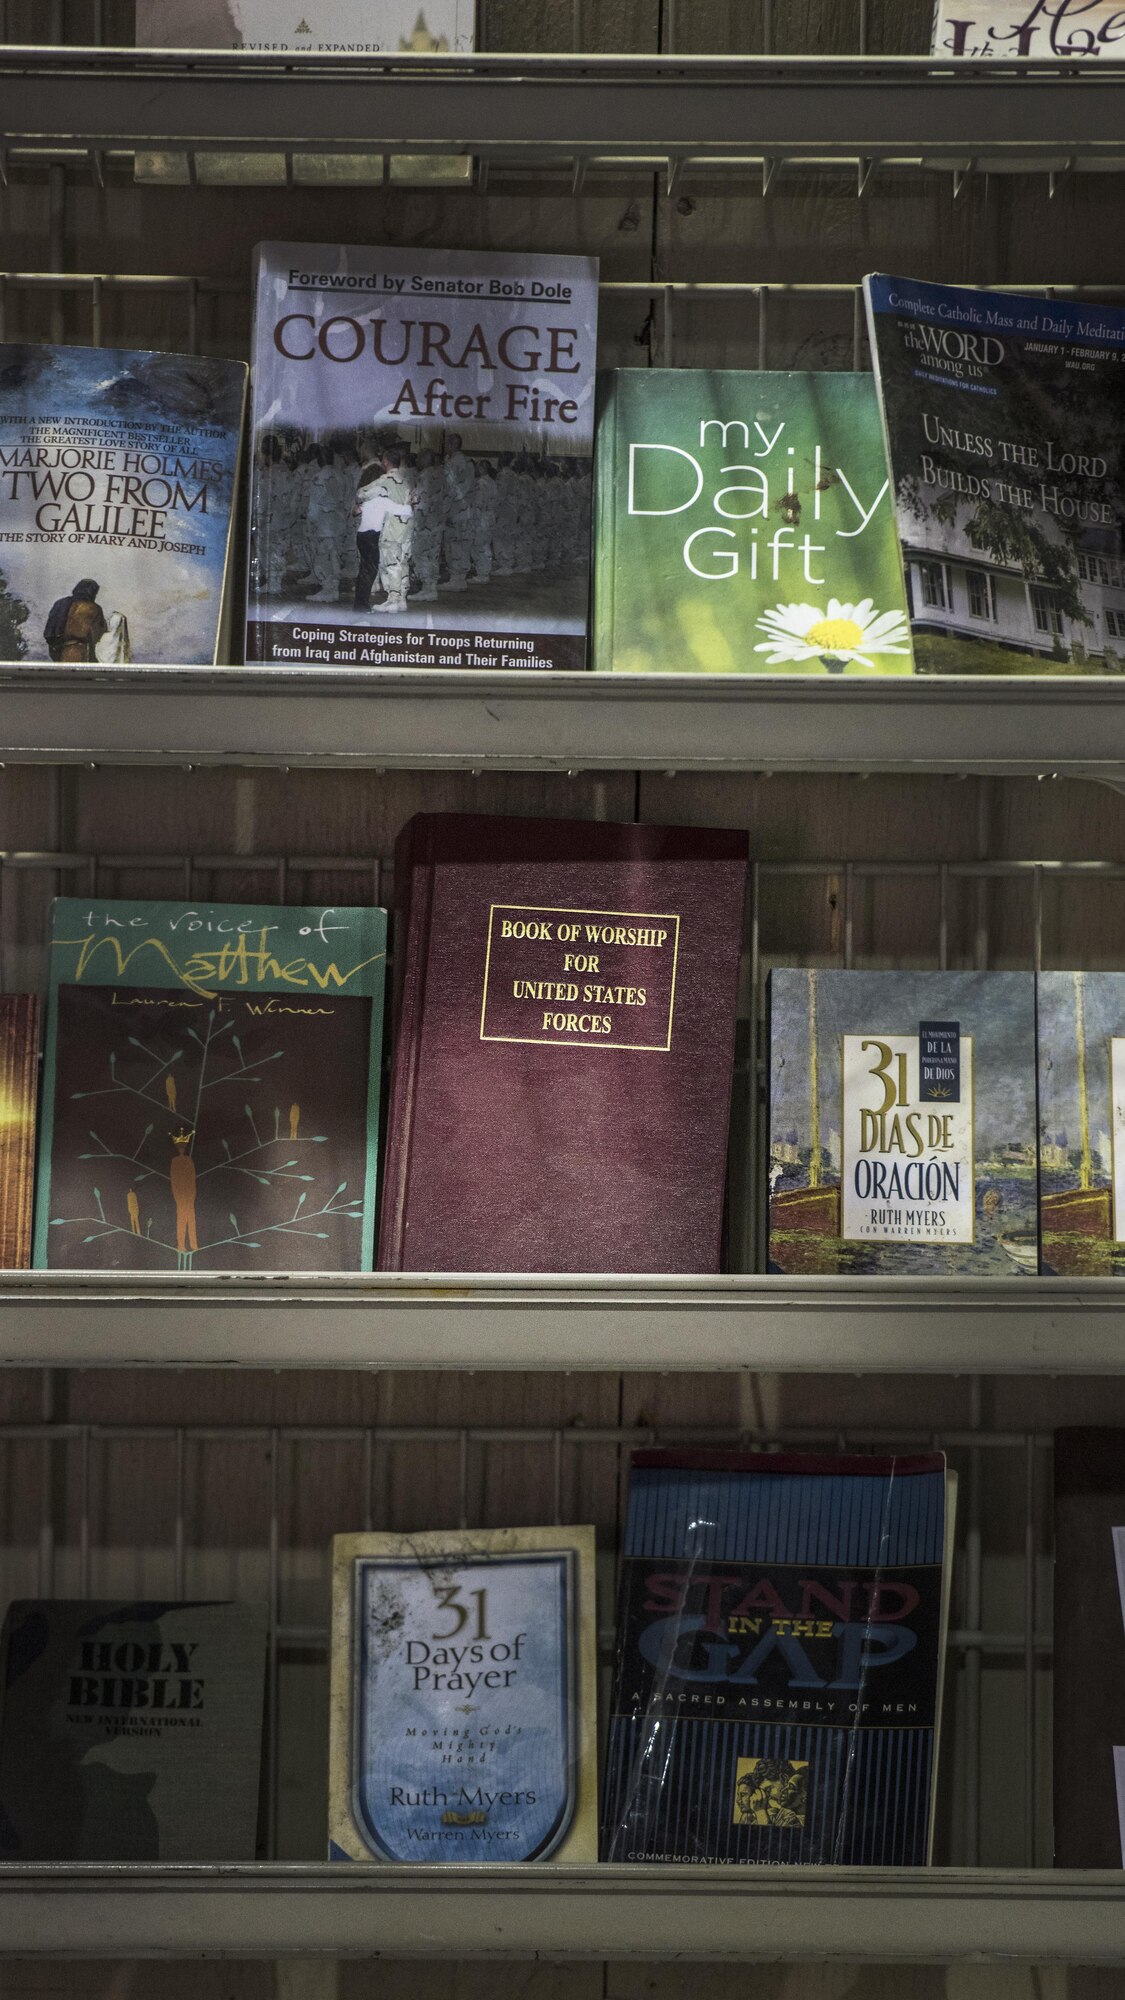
1037 972 1125 1276
768 969 1038 1275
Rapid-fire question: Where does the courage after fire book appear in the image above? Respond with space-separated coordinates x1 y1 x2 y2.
864 276 1125 676
593 369 913 676
0 343 247 668
328 1526 598 1863
246 242 598 670
768 969 1038 1275
33 897 386 1272
0 1599 267 1860
601 1450 956 1866
377 812 748 1274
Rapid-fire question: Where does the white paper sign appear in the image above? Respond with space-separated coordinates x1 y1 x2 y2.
841 1031 974 1245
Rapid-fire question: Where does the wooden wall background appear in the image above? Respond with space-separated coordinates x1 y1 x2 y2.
4 2 1125 1993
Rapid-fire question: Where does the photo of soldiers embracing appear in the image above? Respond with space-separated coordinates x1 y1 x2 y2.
251 422 591 626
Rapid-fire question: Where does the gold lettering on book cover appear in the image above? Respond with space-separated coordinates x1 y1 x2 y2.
479 905 680 1052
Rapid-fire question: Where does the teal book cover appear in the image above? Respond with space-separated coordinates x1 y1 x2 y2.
768 969 1037 1275
1038 971 1125 1276
34 898 386 1271
593 369 912 675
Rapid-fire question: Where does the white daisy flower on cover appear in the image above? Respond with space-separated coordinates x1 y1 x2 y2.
754 598 911 672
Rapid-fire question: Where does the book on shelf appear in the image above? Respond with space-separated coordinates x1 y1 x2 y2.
864 275 1125 676
33 897 386 1272
134 3 475 185
1054 1429 1125 1866
0 1599 267 1861
0 997 40 1270
328 1525 598 1862
593 368 913 676
378 812 748 1273
245 243 598 671
601 1449 956 1865
1037 970 1125 1276
768 969 1038 1274
0 344 247 669
931 0 1122 55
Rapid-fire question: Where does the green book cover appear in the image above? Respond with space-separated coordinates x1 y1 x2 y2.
593 369 912 676
34 898 386 1271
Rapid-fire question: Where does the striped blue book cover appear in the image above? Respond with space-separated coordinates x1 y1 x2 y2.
601 1450 952 1866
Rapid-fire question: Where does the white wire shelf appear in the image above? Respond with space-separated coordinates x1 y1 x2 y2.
4 670 1125 775
3 50 1125 180
0 1271 1123 1371
1 1864 1124 1962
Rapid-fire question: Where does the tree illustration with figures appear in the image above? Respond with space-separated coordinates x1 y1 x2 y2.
47 998 367 1270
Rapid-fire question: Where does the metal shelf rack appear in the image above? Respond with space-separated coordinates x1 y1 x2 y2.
1 1864 1124 1962
2 667 1125 774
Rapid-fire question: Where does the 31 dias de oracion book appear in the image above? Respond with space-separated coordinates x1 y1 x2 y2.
594 369 912 676
1038 970 1125 1276
246 243 598 670
328 1526 598 1863
0 1600 267 1860
864 276 1125 675
0 997 40 1269
0 344 247 667
34 898 386 1272
378 812 748 1274
768 969 1038 1275
601 1449 956 1866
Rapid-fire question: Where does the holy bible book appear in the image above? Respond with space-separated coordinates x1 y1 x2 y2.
0 1600 267 1860
378 813 749 1273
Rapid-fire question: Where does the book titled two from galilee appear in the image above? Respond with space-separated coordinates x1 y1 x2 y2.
34 898 385 1271
329 1526 598 1862
865 276 1125 676
379 814 748 1273
602 1450 956 1865
0 344 247 667
246 243 598 671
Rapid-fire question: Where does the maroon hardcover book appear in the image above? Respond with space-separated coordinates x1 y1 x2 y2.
379 813 748 1273
1053 1429 1125 1865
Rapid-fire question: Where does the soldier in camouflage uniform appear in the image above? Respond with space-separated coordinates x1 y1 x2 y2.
408 450 447 603
374 448 416 611
470 459 498 584
441 433 476 592
491 455 520 576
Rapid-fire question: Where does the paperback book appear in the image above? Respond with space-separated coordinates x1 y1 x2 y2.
378 812 748 1273
594 369 913 676
602 1450 955 1866
1037 970 1125 1275
768 969 1038 1274
0 1599 267 1860
135 5 475 185
34 897 386 1271
0 344 247 668
329 1526 598 1863
0 997 40 1269
1054 1430 1125 1866
932 0 1124 55
246 243 598 671
864 276 1125 675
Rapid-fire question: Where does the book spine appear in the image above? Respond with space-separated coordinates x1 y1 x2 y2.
591 374 616 673
862 277 916 672
377 825 436 1269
